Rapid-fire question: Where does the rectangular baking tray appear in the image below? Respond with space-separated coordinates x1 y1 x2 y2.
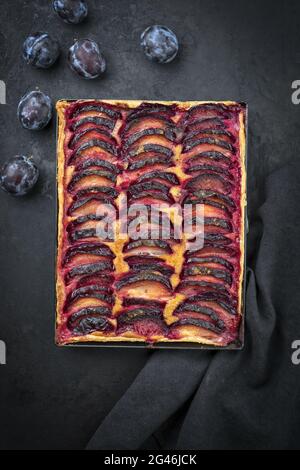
55 100 248 350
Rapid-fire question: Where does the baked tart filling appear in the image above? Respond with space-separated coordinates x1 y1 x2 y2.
56 100 246 347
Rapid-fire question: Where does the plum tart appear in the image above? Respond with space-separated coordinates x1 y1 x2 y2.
56 100 247 347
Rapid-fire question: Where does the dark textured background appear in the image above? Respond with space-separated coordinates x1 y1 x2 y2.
0 0 299 450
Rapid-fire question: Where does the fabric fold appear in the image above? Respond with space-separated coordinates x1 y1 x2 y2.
87 350 212 449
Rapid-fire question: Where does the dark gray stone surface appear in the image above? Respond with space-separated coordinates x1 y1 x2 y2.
0 0 299 449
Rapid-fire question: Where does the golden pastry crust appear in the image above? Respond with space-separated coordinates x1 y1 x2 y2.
56 100 247 347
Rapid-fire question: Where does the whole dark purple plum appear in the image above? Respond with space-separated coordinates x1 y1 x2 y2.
68 39 106 79
23 32 60 69
53 0 88 24
140 25 179 64
17 91 52 130
0 156 39 196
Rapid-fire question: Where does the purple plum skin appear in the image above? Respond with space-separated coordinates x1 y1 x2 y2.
68 39 106 79
17 91 52 130
23 32 60 69
53 0 88 24
0 156 39 196
140 25 179 64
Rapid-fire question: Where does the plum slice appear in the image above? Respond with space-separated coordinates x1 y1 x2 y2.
67 306 111 319
127 103 176 121
75 158 120 174
184 173 232 194
186 103 231 121
187 233 234 251
186 151 231 166
191 190 235 206
69 127 117 149
67 284 112 301
127 156 172 171
123 128 171 150
175 303 224 325
185 216 232 232
66 260 114 276
70 116 115 132
169 317 224 334
123 239 172 255
127 153 171 165
68 227 114 243
184 293 237 316
186 116 225 131
70 103 121 120
62 242 114 266
176 280 229 296
204 217 233 233
65 285 114 310
115 272 172 292
67 170 116 192
73 185 118 200
184 190 236 211
118 306 162 318
65 261 114 283
69 139 119 163
182 265 232 286
186 256 234 272
69 228 98 242
184 128 235 143
182 293 236 316
186 188 236 208
125 255 174 276
183 197 231 217
186 244 237 257
67 213 106 232
204 233 232 245
183 137 235 154
121 114 175 136
116 306 167 338
129 189 174 204
135 170 179 186
75 273 114 288
128 181 170 196
67 308 114 335
185 164 233 180
67 195 117 216
122 297 166 309
127 143 173 159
